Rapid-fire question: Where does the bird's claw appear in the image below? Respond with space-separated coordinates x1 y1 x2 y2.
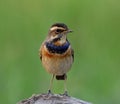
60 91 69 97
63 91 69 96
47 90 53 95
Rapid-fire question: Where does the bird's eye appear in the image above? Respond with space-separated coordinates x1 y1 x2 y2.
56 29 62 33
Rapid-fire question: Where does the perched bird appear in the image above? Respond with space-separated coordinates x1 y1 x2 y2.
39 23 74 95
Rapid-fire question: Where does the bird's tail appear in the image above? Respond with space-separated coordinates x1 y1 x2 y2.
56 74 67 80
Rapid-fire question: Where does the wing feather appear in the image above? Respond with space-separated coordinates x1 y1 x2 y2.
71 48 74 62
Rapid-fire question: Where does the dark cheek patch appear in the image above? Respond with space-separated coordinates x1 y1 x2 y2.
46 42 70 54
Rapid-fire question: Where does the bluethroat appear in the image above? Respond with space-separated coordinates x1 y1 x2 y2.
39 23 74 95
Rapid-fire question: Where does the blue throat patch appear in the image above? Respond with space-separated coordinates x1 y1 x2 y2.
46 41 70 54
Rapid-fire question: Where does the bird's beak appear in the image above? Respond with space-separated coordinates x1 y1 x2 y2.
67 29 73 33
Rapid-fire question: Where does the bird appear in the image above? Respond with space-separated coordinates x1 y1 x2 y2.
39 23 74 95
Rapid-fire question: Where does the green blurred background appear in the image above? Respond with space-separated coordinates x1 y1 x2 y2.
0 0 120 104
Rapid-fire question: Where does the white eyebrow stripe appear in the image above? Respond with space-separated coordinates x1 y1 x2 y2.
50 26 58 31
50 26 65 31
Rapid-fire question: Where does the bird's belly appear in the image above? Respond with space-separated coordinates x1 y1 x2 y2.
42 55 73 75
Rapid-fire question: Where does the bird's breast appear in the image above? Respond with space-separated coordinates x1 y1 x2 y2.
41 43 73 75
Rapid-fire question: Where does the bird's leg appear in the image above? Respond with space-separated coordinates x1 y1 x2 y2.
63 74 68 96
48 74 55 94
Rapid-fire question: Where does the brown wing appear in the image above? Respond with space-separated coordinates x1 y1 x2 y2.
39 41 45 60
39 35 49 60
71 48 74 62
39 46 42 60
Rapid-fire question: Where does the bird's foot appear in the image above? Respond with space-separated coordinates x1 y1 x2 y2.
60 91 69 97
63 91 69 96
47 90 53 95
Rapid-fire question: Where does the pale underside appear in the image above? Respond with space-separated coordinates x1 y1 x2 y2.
41 46 73 75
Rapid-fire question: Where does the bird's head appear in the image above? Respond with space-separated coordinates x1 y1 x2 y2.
47 23 72 45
